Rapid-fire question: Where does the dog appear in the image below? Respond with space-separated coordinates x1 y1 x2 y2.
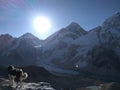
8 65 28 88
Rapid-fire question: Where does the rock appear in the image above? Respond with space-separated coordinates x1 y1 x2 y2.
0 78 55 90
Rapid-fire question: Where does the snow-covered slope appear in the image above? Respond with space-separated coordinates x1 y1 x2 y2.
38 22 87 74
83 12 120 77
37 12 120 77
0 34 15 51
0 33 43 66
43 22 87 49
0 12 120 78
68 12 120 76
10 33 43 50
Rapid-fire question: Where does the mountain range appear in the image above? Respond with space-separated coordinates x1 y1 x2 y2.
0 12 120 81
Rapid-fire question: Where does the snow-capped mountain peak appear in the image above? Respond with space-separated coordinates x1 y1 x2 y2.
20 32 38 39
66 22 87 35
44 22 87 45
66 22 81 29
0 34 13 40
102 12 120 30
0 34 14 50
18 32 43 46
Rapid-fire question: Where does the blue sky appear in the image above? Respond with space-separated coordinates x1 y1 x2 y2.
0 0 120 39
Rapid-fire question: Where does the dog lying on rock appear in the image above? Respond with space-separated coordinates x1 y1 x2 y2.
8 65 28 88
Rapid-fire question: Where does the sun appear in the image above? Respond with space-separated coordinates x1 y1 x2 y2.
33 16 51 34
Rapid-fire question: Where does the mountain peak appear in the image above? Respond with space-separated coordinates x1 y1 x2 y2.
105 11 120 22
67 22 81 29
18 32 43 47
70 22 80 26
103 12 120 29
66 22 87 35
0 34 14 50
115 11 120 16
20 33 37 39
0 34 13 39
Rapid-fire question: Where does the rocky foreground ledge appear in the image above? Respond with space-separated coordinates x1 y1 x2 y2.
0 78 55 90
1 78 120 90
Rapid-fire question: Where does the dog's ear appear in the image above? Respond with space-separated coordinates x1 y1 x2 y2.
8 65 14 70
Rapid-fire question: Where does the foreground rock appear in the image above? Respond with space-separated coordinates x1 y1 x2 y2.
0 78 55 90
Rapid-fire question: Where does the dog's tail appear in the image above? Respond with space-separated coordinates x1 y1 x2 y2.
22 72 28 80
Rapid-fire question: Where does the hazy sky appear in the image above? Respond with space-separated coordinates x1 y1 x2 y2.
0 0 120 39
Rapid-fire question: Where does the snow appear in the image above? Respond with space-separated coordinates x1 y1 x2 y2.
1 12 120 76
39 12 120 75
73 28 100 57
34 45 42 48
42 12 120 76
20 33 37 39
9 33 42 51
41 22 87 67
102 12 120 30
66 22 87 35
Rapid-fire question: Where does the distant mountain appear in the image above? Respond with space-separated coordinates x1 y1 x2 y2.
0 12 120 81
38 12 120 79
0 33 43 66
37 22 87 75
0 34 14 51
45 22 87 43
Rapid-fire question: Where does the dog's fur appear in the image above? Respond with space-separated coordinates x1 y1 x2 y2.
8 65 28 88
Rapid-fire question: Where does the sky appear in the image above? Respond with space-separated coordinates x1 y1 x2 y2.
0 0 120 39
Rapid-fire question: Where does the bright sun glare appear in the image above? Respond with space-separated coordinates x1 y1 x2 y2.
33 16 51 34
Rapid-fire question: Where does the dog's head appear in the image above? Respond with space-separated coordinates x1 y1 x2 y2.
8 65 14 71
